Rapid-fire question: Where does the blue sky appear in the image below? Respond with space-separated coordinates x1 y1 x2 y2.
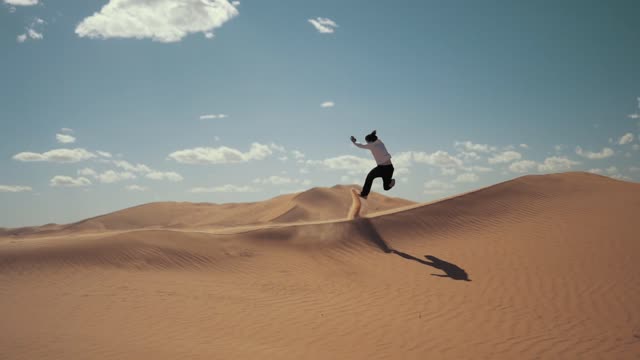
1 0 639 227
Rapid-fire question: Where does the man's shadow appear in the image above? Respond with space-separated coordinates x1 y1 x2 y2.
354 218 471 281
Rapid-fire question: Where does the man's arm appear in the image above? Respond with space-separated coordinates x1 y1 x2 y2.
350 136 371 149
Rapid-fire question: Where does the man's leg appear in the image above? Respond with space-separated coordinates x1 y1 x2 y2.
361 166 382 197
382 165 395 190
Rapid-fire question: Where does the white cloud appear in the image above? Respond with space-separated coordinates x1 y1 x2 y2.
454 173 479 183
125 184 148 191
509 160 537 173
629 166 640 173
488 150 522 164
441 168 456 176
291 150 305 159
605 166 619 175
269 143 286 152
588 168 603 174
537 156 579 172
554 144 566 153
454 141 495 153
199 114 228 120
4 0 38 5
628 113 640 119
56 133 76 144
575 146 614 159
0 185 32 192
145 171 183 182
50 176 92 187
190 184 258 193
77 168 98 177
423 180 454 195
519 144 529 149
470 165 493 173
96 170 136 183
308 17 338 33
13 148 96 163
618 132 634 145
16 34 27 43
632 144 640 151
112 160 152 173
169 143 272 165
96 150 112 158
61 128 74 133
320 101 335 108
307 155 375 175
413 150 463 168
231 1 240 6
27 28 42 40
253 175 295 185
75 0 239 43
278 156 288 162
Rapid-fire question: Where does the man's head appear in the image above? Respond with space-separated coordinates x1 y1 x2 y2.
365 130 378 143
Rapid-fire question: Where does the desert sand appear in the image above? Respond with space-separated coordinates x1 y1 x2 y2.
1 172 639 359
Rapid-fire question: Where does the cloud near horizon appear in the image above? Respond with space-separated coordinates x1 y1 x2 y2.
13 148 96 163
575 146 614 160
50 176 92 187
190 184 259 193
168 143 273 164
75 0 239 43
0 184 32 192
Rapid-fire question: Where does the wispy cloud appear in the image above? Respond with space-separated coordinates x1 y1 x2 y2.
488 150 521 164
145 171 183 182
16 17 45 43
537 156 579 172
306 155 375 175
413 150 463 168
618 133 634 145
424 180 454 195
125 184 148 191
308 17 338 33
4 0 38 5
0 184 32 192
199 114 229 120
190 184 259 193
50 176 92 187
509 160 537 173
75 0 239 43
320 101 335 108
454 173 479 183
575 146 614 159
169 143 273 164
56 133 76 144
13 148 96 163
96 150 112 158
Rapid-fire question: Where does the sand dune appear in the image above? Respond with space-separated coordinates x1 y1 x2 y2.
0 184 414 236
1 172 639 359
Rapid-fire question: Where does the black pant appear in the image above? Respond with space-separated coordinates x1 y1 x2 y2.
361 164 394 197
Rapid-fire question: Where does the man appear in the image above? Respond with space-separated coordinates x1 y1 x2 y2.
350 130 395 199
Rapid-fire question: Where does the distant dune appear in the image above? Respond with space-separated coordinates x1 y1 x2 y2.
1 172 639 359
0 184 414 236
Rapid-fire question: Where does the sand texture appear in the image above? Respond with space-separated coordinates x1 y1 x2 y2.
1 172 639 359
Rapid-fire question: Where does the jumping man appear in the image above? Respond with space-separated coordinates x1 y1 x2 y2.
350 130 395 199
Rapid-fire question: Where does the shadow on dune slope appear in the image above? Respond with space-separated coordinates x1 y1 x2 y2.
354 218 471 281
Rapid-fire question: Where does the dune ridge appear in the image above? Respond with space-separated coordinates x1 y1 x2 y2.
1 172 639 359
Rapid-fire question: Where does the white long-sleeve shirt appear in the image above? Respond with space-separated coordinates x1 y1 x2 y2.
353 139 392 165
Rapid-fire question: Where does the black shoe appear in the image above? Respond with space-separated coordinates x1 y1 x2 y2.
388 179 396 189
359 193 368 200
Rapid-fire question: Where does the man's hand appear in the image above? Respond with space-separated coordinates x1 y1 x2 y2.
350 136 356 143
